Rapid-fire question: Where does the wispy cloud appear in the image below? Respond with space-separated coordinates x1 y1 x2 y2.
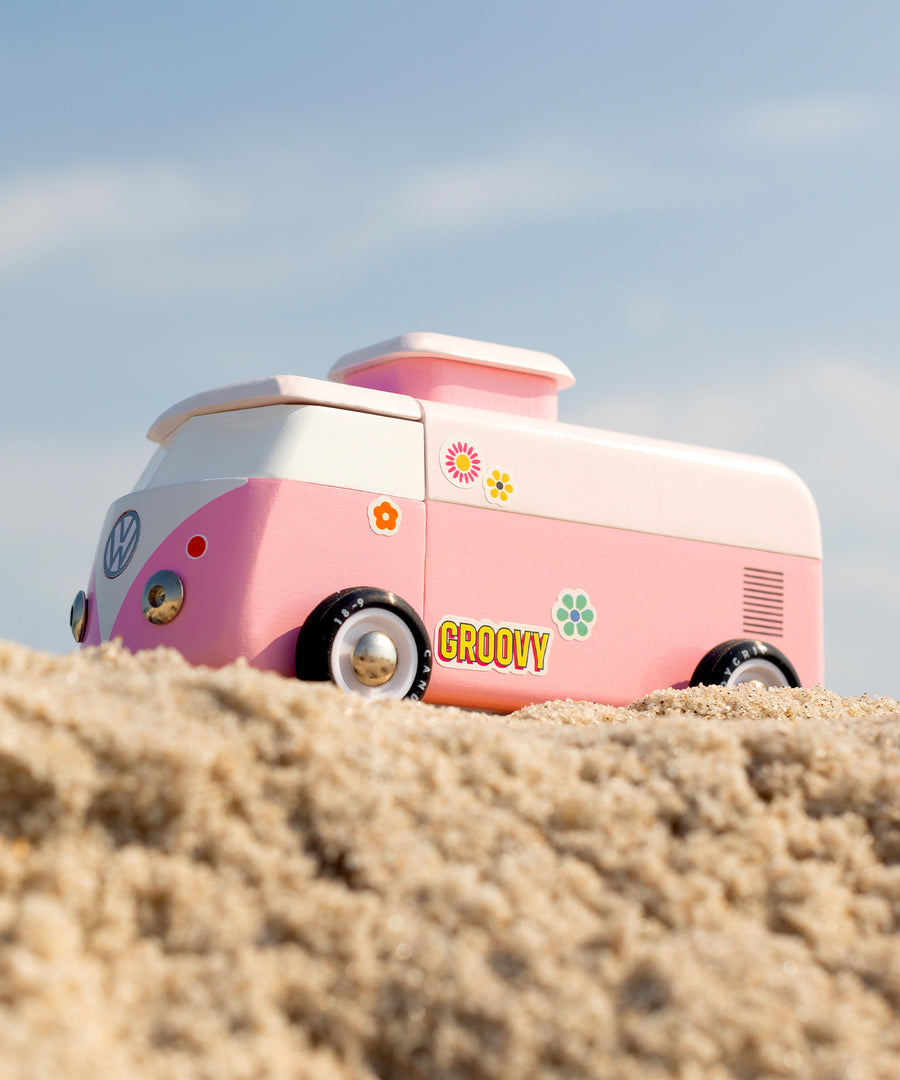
731 95 881 146
0 136 700 290
325 134 732 270
396 148 594 230
0 106 875 293
0 164 244 275
324 142 596 264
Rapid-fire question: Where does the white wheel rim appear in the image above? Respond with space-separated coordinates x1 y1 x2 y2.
725 657 790 688
330 608 419 698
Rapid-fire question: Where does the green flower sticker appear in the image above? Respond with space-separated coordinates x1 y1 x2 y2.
552 589 595 640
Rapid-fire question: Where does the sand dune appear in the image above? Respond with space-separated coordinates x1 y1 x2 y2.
1 640 899 1079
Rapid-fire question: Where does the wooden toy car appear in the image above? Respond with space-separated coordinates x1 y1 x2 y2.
71 333 823 708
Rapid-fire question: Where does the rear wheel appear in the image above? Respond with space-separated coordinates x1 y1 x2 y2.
690 639 799 689
296 587 432 700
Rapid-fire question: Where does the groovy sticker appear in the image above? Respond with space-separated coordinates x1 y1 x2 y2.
435 617 552 676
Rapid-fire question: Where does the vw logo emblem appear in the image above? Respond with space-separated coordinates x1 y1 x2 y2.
103 510 141 579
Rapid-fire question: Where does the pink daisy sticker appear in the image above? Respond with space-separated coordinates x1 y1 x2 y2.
441 439 482 487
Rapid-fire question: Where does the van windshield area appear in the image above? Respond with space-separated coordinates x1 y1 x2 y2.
133 404 425 500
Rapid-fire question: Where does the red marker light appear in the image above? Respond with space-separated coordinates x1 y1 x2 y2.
186 535 207 559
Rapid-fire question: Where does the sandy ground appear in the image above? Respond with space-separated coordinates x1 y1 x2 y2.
1 641 899 1079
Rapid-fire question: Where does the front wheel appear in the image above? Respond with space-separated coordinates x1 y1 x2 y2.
690 639 799 689
296 588 432 700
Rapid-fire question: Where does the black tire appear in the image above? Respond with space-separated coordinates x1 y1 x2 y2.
295 587 432 701
690 638 800 689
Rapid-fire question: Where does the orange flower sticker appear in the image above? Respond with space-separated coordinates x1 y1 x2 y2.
368 497 402 535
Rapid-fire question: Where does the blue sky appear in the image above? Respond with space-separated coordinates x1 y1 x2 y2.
1 2 898 696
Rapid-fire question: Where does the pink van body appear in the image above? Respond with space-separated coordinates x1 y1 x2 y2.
77 333 824 708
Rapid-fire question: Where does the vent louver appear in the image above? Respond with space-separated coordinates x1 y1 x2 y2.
743 567 784 638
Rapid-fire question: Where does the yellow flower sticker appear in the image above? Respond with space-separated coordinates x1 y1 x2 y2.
484 468 514 505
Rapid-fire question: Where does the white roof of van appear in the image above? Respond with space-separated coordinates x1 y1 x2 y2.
147 374 421 443
329 332 576 389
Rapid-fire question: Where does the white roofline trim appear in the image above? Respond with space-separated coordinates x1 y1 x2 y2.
147 375 421 443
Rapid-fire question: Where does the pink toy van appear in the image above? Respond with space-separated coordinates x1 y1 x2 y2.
71 333 823 709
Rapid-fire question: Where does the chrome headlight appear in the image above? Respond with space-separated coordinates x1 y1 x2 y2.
141 570 185 625
70 590 88 643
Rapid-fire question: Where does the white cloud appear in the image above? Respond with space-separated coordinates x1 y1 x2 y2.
3 144 612 286
325 134 726 271
0 164 244 275
0 108 875 295
732 95 880 146
397 150 590 231
0 123 757 295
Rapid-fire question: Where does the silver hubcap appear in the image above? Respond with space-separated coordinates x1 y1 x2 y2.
351 631 399 687
330 608 418 698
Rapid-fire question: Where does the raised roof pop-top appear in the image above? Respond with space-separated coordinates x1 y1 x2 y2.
329 332 576 420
